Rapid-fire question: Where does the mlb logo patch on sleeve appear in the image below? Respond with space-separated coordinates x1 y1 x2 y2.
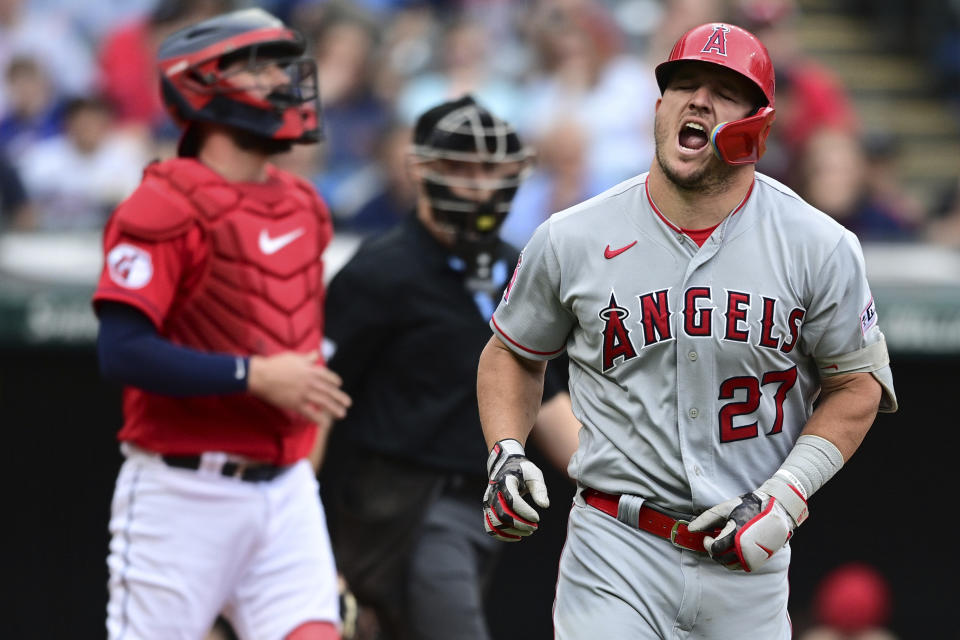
108 243 153 289
860 298 878 335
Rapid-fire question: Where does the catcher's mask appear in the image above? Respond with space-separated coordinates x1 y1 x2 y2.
157 8 320 156
655 22 775 165
411 96 532 285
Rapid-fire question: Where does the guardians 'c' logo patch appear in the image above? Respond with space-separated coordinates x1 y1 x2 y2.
107 243 153 290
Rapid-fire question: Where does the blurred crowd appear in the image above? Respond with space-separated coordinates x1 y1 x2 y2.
0 0 958 250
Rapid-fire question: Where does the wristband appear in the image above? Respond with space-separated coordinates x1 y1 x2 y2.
486 439 526 476
780 434 844 498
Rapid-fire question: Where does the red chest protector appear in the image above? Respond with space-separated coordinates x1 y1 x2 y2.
109 158 332 463
131 158 330 353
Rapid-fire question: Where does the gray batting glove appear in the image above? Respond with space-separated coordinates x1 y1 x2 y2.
482 439 550 542
688 472 809 572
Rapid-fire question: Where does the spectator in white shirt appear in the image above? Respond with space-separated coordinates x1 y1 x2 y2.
17 96 148 231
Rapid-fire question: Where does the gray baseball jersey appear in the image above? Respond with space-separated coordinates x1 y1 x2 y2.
491 171 896 514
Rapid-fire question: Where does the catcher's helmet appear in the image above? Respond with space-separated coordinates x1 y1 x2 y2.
655 22 775 165
411 95 533 284
157 8 319 155
412 95 532 238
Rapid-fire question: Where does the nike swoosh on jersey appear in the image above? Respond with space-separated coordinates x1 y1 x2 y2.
820 363 839 371
604 241 637 259
259 228 305 255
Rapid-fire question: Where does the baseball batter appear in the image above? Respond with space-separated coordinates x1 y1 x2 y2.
93 9 349 640
478 22 898 639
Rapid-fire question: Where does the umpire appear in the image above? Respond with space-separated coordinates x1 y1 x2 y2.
320 96 577 640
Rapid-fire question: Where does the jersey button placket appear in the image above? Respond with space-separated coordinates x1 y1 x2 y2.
688 407 699 419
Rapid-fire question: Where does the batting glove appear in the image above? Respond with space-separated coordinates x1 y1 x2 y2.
688 471 809 572
482 439 550 542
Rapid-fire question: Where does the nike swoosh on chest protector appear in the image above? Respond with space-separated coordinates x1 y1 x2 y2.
259 228 305 255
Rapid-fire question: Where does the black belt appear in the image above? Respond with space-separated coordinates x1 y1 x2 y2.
162 454 290 483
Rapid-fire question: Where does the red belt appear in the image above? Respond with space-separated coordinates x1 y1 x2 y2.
582 488 717 553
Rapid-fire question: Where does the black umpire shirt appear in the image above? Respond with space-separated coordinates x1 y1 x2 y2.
324 215 564 476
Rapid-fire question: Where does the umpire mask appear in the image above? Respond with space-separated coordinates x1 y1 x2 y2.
411 96 532 286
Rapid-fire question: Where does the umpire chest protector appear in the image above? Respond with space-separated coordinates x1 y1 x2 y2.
115 157 330 355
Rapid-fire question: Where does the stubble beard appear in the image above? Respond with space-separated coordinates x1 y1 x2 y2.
654 114 737 196
230 128 295 156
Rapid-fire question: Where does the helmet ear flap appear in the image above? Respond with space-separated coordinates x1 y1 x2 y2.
710 106 775 165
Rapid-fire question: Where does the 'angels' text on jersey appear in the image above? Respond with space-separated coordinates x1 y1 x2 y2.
599 286 804 373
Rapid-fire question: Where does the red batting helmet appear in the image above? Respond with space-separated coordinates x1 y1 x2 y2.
655 22 776 165
157 8 320 155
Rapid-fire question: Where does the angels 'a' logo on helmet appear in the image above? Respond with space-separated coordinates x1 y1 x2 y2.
701 24 730 56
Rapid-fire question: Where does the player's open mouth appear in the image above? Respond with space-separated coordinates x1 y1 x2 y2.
678 122 709 153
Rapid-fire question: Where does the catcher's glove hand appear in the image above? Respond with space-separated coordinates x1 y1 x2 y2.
688 471 809 572
482 439 549 542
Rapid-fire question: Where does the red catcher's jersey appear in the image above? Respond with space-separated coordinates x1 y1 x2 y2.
93 158 332 464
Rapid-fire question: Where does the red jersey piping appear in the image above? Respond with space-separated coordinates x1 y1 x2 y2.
491 316 564 356
644 174 755 239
